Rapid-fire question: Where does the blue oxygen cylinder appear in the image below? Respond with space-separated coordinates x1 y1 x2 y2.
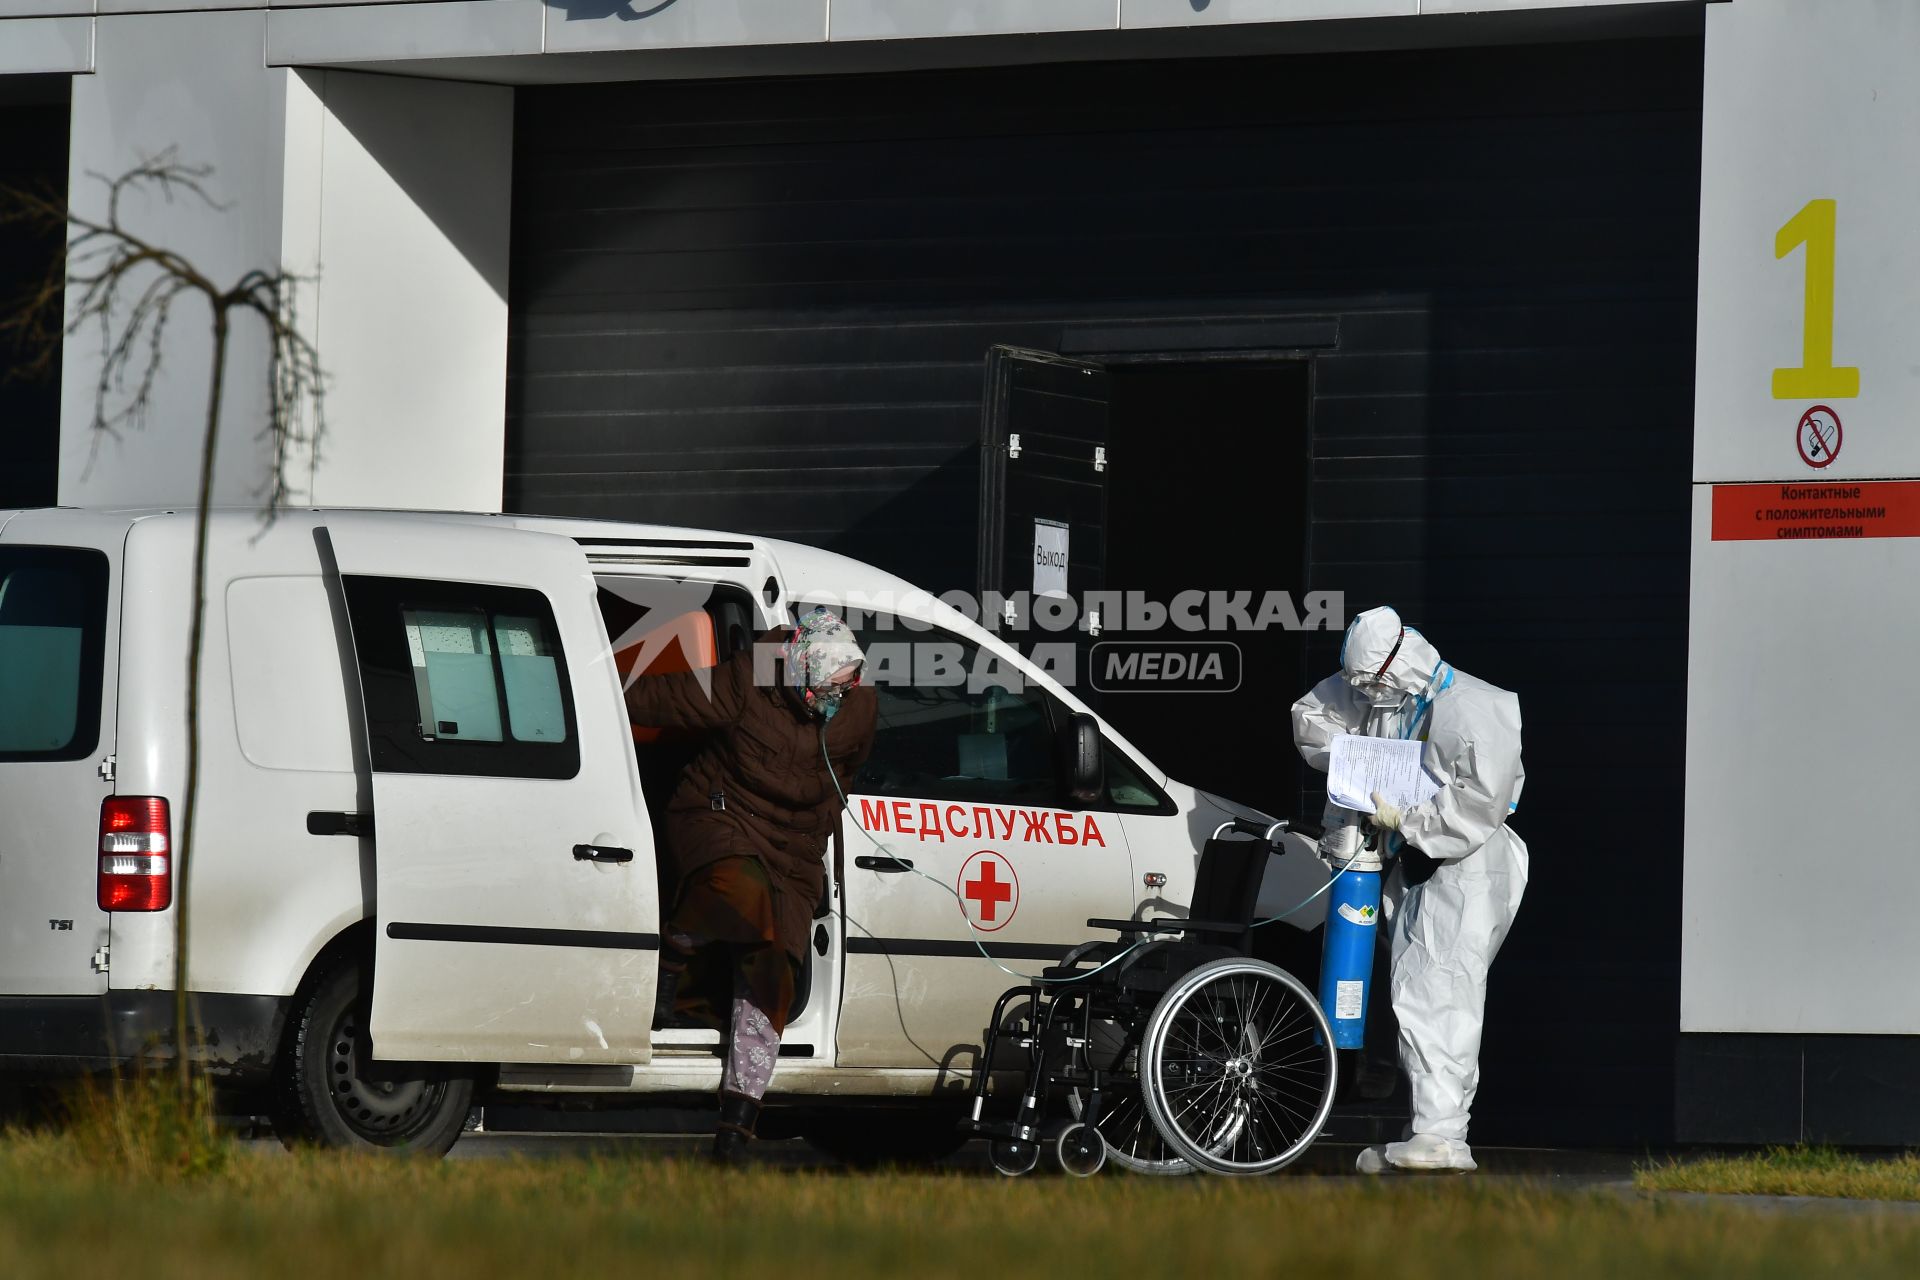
1318 866 1383 1050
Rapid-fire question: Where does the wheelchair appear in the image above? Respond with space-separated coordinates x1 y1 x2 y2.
962 817 1338 1177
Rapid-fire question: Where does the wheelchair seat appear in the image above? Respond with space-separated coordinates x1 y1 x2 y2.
1046 833 1269 983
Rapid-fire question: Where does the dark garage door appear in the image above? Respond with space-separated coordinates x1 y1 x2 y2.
0 77 69 510
507 36 1702 1144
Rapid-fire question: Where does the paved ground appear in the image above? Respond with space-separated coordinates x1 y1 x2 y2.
448 1130 1639 1188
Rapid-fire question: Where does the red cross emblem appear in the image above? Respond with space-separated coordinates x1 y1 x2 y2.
958 851 1019 933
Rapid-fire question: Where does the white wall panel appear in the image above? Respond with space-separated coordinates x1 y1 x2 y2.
830 0 1115 41
96 0 259 13
1685 0 1920 1036
59 12 285 507
1682 485 1920 1032
544 0 826 53
1695 0 1920 485
292 70 513 511
1123 0 1410 29
265 0 542 65
0 1 94 19
0 16 90 72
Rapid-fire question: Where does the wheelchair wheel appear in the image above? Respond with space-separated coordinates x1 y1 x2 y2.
989 1136 1042 1177
1054 1123 1107 1178
1067 1085 1190 1176
1066 1018 1192 1176
1139 957 1337 1176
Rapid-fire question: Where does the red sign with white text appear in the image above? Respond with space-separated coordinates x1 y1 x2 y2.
1711 480 1920 541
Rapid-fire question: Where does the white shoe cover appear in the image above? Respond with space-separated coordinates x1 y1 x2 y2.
1355 1134 1476 1174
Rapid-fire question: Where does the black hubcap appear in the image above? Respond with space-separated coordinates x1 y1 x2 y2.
327 1009 446 1142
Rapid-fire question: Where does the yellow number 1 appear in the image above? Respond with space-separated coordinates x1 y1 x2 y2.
1772 198 1859 400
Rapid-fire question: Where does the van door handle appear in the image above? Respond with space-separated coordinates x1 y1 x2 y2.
573 844 634 864
855 855 913 873
308 811 373 837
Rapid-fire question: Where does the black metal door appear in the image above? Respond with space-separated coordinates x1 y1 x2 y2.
976 347 1109 689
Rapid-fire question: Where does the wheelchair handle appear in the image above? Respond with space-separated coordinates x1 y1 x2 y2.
1210 817 1292 845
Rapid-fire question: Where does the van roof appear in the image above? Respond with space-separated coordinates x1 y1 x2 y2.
1 505 1171 787
0 504 760 547
0 505 924 597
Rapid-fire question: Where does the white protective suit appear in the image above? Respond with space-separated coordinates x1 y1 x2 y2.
1291 607 1528 1171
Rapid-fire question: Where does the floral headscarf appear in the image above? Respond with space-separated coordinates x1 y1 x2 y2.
783 607 865 719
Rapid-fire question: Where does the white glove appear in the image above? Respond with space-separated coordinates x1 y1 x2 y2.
1369 791 1403 832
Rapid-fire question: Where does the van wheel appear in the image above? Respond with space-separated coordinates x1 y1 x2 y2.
272 959 473 1155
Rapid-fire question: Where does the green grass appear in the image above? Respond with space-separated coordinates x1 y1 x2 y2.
4 1132 1920 1280
1637 1146 1920 1201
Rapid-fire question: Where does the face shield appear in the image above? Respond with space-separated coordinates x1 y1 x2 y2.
1346 621 1409 708
1350 671 1412 709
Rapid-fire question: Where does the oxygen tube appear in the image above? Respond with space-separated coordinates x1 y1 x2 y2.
820 729 1362 986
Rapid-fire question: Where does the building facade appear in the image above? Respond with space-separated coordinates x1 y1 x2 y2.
4 0 1911 1146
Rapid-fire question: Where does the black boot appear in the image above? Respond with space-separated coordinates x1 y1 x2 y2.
711 1091 760 1167
652 951 689 1031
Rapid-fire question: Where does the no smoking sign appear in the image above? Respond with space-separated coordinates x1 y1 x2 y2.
1797 404 1843 469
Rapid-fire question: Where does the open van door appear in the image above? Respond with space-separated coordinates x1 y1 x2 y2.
976 347 1110 690
323 518 657 1065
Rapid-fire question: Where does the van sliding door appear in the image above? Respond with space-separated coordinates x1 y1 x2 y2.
323 518 658 1066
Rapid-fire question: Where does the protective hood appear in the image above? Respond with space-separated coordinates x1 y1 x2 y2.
1340 605 1444 699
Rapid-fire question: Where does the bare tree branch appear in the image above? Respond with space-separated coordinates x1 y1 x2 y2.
0 154 328 1105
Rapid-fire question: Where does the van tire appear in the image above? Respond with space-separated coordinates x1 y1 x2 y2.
271 959 473 1156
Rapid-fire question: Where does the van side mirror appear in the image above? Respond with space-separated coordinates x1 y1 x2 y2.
1061 712 1105 804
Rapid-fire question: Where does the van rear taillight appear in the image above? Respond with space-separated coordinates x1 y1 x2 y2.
99 797 171 912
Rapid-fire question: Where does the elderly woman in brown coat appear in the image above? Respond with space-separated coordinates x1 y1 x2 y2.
623 606 877 1161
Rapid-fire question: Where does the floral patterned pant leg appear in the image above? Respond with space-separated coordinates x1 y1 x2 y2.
721 967 783 1101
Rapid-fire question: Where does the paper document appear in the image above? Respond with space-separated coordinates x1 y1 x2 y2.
1327 734 1442 815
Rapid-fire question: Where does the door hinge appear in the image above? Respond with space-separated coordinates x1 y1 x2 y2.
1007 433 1022 460
97 755 116 784
91 944 110 974
1093 446 1107 473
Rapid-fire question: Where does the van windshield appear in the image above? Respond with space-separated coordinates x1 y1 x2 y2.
0 546 110 762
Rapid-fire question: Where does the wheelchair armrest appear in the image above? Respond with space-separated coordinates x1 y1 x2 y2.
1055 939 1121 968
1084 917 1249 936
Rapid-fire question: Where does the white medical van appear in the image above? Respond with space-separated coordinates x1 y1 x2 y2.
0 507 1315 1155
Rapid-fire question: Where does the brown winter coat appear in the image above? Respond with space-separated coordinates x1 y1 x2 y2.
623 632 878 963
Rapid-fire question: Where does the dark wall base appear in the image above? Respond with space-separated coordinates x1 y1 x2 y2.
1677 1033 1920 1146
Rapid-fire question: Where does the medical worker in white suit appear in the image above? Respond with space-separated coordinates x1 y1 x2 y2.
1291 606 1528 1173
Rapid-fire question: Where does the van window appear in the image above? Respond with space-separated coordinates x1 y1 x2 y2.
824 611 1060 807
1101 745 1175 813
344 576 579 780
0 547 109 763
